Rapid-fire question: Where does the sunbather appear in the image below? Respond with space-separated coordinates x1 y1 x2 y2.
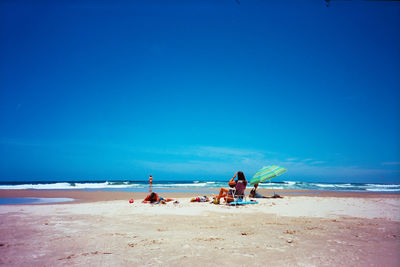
214 171 247 204
249 183 267 198
142 192 173 204
249 183 283 198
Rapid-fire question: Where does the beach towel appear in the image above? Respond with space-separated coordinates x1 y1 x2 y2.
229 200 258 206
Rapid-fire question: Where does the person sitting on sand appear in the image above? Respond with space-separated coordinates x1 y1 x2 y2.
142 192 173 204
214 171 247 204
249 183 267 198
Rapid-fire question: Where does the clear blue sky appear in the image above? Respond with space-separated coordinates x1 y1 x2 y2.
1 0 399 183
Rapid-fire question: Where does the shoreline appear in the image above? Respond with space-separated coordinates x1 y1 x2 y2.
0 188 399 205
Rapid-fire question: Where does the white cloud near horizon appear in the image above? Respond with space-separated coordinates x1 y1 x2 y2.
132 145 400 182
133 145 276 176
381 161 400 166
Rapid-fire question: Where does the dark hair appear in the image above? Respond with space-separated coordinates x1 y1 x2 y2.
237 171 247 186
149 192 157 202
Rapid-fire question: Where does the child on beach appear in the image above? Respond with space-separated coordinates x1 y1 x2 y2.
142 192 173 204
214 171 247 204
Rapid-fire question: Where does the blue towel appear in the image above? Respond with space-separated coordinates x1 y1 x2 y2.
229 200 258 206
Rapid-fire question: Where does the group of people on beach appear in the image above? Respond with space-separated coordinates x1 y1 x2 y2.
141 172 277 205
212 171 279 203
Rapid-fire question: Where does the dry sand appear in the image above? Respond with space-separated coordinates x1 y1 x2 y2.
0 189 399 266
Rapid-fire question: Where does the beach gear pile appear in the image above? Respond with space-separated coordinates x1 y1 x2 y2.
191 196 209 202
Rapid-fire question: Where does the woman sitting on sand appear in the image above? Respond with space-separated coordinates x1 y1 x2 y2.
142 192 173 204
214 171 247 204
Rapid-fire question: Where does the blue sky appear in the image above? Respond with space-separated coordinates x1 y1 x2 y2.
0 0 399 183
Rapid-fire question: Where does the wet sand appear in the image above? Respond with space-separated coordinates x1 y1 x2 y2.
0 189 399 266
1 188 398 203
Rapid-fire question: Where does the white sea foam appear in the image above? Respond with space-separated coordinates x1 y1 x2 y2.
334 184 354 188
365 184 400 188
0 181 399 192
257 185 285 190
0 182 143 190
73 182 141 189
154 183 210 188
313 184 336 188
0 183 73 190
366 188 400 192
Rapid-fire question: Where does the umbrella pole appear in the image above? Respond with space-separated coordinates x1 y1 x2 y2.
270 179 275 196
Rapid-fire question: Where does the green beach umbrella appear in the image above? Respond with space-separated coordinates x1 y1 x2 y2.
250 165 287 185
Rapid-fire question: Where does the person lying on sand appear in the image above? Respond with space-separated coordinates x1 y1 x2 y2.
249 183 283 199
214 171 247 204
142 192 173 204
249 183 267 198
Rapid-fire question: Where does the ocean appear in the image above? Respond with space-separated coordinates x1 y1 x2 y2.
0 180 399 193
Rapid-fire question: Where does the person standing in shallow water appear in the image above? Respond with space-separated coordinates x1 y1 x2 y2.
149 175 153 193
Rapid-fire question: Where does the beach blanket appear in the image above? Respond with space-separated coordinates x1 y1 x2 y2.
229 200 258 206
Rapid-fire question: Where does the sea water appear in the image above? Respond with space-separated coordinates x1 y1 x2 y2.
0 180 398 193
0 197 75 205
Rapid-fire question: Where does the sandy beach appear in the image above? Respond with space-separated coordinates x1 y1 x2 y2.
1 1 399 266
0 189 399 266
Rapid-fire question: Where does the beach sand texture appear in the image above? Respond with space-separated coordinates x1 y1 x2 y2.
0 191 399 266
